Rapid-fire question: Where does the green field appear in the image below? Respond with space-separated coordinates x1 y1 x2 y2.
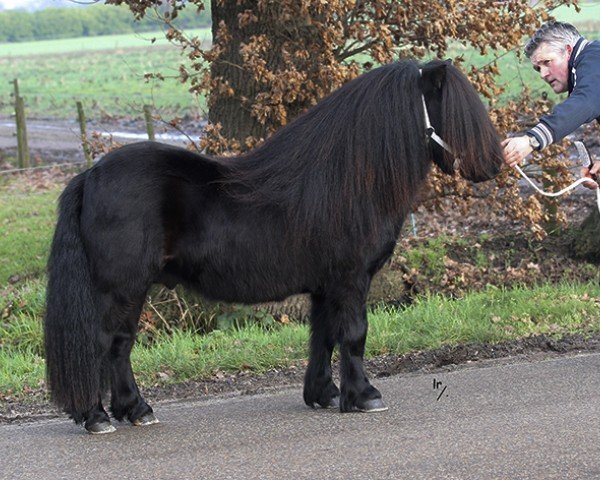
0 28 212 57
0 5 598 121
552 2 600 26
0 29 211 120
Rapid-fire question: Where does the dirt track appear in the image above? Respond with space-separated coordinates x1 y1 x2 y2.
0 116 205 166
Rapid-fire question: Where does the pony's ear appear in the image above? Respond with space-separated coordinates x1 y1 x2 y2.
421 63 448 91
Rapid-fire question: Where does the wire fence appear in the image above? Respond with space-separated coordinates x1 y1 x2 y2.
0 162 87 176
1 77 207 179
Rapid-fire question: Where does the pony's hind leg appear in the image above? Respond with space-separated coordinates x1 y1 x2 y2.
83 396 115 434
303 294 341 408
108 297 157 427
79 325 115 434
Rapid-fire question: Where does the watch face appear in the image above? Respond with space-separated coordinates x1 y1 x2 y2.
529 136 540 148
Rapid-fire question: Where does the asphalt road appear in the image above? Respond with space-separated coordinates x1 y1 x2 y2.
1 353 598 480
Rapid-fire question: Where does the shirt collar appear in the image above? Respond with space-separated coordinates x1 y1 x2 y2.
568 38 589 92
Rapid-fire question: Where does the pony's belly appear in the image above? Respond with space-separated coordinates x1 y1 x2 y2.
162 259 308 304
195 272 305 304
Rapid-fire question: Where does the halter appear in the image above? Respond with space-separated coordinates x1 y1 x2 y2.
419 69 460 170
420 94 453 154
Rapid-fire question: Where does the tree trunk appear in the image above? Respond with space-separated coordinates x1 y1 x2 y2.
570 207 600 263
209 1 265 142
209 1 324 147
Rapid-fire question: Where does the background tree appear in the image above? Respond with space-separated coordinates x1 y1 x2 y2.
106 0 583 237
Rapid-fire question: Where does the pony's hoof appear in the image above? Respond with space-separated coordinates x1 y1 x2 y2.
132 413 159 426
86 421 116 435
357 398 388 413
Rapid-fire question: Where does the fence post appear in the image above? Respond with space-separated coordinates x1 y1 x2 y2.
12 79 30 169
11 79 22 167
143 104 155 141
12 78 19 98
76 101 92 168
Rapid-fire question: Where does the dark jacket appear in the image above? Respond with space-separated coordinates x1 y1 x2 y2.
527 38 600 150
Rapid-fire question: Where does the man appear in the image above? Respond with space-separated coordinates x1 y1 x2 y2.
502 21 600 188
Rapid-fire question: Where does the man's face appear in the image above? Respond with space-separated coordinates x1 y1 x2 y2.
530 42 573 94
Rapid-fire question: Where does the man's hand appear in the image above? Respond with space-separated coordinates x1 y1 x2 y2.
581 165 600 189
502 136 533 168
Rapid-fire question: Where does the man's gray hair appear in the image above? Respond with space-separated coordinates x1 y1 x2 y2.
525 21 582 58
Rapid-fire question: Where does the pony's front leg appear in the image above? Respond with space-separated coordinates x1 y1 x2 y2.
303 294 340 409
338 296 387 413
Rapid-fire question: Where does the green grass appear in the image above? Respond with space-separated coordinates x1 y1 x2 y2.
0 187 60 284
404 235 449 284
132 324 310 385
367 283 599 355
1 278 598 397
0 278 47 395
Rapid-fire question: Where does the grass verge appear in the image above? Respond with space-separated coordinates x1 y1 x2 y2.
0 187 60 284
1 178 599 400
1 280 598 399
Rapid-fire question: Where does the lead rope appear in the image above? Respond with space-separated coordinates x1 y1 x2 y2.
513 140 600 214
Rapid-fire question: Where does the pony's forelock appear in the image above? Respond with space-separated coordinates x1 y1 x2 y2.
440 64 503 181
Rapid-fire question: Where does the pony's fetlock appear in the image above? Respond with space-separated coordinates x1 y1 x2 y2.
83 407 112 434
125 401 154 426
303 378 340 409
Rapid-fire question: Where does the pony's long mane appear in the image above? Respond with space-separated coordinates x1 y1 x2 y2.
216 59 498 243
218 60 429 243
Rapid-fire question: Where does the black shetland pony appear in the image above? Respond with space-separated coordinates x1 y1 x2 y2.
45 59 502 434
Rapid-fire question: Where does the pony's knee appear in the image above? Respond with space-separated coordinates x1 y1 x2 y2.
338 316 368 347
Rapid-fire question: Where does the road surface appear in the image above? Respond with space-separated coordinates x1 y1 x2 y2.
1 352 598 480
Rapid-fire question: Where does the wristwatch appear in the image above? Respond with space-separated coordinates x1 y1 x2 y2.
527 134 540 150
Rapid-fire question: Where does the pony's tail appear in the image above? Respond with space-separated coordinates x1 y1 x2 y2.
44 172 99 423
